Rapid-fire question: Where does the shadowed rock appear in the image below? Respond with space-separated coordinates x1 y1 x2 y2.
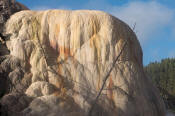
0 0 28 33
0 1 28 115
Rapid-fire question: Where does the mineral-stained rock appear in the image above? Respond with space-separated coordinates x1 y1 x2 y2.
0 10 166 116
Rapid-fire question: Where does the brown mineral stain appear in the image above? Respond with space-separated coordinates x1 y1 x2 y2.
58 46 73 60
50 39 57 50
90 34 100 51
55 64 68 97
49 24 60 52
53 91 60 97
88 15 100 37
89 15 100 51
53 87 67 99
57 63 62 75
90 34 102 65
55 24 60 38
108 75 114 100
55 81 61 88
90 34 95 48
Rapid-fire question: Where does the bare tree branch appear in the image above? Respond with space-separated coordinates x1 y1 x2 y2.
132 22 136 31
88 41 127 116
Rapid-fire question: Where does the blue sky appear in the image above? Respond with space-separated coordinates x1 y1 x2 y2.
16 0 175 65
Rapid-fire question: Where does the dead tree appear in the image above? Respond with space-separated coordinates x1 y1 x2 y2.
88 41 127 116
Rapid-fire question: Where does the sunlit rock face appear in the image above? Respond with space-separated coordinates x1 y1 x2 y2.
2 10 165 116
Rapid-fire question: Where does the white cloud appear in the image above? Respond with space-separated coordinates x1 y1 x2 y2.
109 1 174 44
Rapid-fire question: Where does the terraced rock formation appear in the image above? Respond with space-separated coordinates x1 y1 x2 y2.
0 9 166 116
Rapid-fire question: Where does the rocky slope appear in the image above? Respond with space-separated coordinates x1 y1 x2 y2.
0 0 28 55
0 0 28 115
0 8 166 116
0 0 28 33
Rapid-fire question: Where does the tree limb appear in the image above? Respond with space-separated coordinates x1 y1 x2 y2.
88 41 127 116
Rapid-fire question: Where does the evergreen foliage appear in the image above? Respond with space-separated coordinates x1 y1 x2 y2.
144 58 175 111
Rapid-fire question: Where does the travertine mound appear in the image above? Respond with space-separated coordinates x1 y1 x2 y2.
1 10 166 116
